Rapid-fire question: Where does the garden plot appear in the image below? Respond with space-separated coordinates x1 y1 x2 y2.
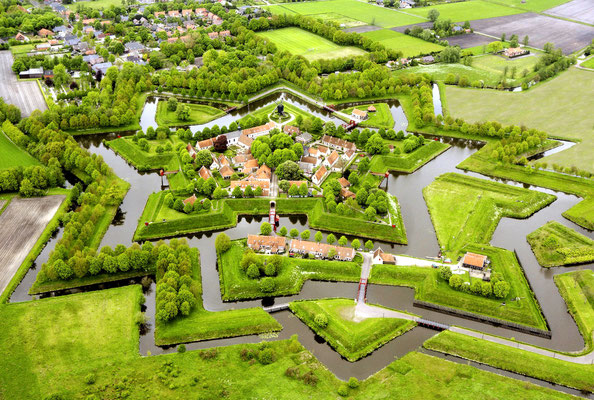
545 0 594 25
0 195 65 296
469 13 594 54
0 51 47 117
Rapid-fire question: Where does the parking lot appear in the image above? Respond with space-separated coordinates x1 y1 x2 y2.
0 51 47 117
545 0 594 25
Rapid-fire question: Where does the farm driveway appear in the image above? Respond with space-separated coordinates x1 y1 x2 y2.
545 0 594 25
0 51 47 117
0 195 65 297
469 13 594 54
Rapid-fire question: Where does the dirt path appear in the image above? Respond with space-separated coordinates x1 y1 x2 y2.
0 195 65 297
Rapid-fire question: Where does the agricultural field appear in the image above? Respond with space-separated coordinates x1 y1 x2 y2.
0 51 47 117
544 0 594 24
495 0 572 12
406 0 523 22
155 101 225 127
66 0 123 9
0 130 41 169
526 221 594 267
265 0 426 28
361 29 444 57
563 198 594 230
290 298 417 361
423 173 555 256
258 28 367 61
342 103 394 129
446 68 594 173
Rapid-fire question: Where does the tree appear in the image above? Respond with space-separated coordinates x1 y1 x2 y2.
214 135 228 152
290 228 299 238
428 9 440 22
522 35 529 46
348 171 359 187
327 248 337 259
176 104 190 121
301 230 311 240
439 266 452 281
215 233 231 253
260 222 272 235
260 277 276 293
232 186 243 198
314 231 323 243
364 206 377 221
364 240 374 251
487 41 503 53
338 236 348 246
365 133 388 155
299 182 308 197
167 97 178 112
439 46 461 63
327 234 336 244
351 239 360 250
493 281 510 298
314 313 328 328
279 226 288 236
288 184 299 197
449 274 464 290
247 264 260 279
276 160 301 180
279 180 290 193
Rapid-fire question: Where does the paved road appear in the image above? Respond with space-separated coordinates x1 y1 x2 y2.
270 172 279 197
0 51 47 117
0 195 65 297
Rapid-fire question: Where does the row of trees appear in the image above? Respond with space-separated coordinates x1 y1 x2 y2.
439 266 510 299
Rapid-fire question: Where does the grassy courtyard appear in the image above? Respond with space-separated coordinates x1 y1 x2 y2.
527 221 594 267
0 130 42 169
290 298 417 361
445 68 594 173
155 101 225 127
258 28 367 61
361 29 444 58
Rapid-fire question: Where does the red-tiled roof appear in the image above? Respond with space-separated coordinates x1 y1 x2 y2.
463 252 487 268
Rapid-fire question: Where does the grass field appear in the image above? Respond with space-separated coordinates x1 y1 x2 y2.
394 63 504 87
555 270 594 353
9 44 35 56
155 248 281 345
361 29 444 58
155 101 225 127
258 28 367 61
445 68 594 173
370 243 548 330
526 221 594 267
472 54 541 77
423 172 556 256
290 298 416 361
218 240 362 300
369 140 450 173
563 198 594 230
265 0 426 28
581 57 594 69
66 0 123 9
106 136 176 171
343 103 394 129
407 0 523 22
424 330 594 392
493 0 573 12
0 130 41 169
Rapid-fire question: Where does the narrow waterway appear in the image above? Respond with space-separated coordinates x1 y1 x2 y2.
8 93 594 391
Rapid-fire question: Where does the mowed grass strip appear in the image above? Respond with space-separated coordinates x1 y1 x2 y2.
258 27 367 61
265 0 426 28
555 270 594 352
290 298 417 361
407 0 523 22
527 221 594 267
424 330 594 392
361 29 444 57
0 130 41 169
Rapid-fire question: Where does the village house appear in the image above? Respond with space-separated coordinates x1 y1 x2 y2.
186 143 197 159
289 239 355 261
15 32 28 42
503 47 529 58
312 165 328 186
300 155 319 167
351 108 368 121
461 252 489 270
125 41 146 53
168 10 180 18
230 179 270 196
222 130 241 146
321 135 357 153
196 138 214 150
372 248 396 265
182 9 193 17
341 187 356 199
242 158 259 174
183 194 198 206
198 166 214 181
250 164 272 181
38 28 54 38
342 149 355 161
219 165 234 179
242 121 276 139
338 177 350 188
232 153 254 168
324 150 340 170
208 31 219 40
295 132 312 145
306 147 319 158
317 145 329 156
219 30 231 38
238 134 253 149
298 161 314 177
247 235 286 254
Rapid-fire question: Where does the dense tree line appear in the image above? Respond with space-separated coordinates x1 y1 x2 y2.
439 266 510 299
0 7 62 37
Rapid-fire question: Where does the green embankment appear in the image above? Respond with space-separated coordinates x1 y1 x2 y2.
555 270 594 353
0 129 42 169
218 240 361 301
423 172 556 256
290 298 416 361
155 248 282 345
106 137 175 171
423 330 594 393
563 198 594 230
155 101 226 127
527 221 594 267
369 140 450 173
370 244 548 330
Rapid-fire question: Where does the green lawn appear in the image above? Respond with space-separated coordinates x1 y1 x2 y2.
407 0 522 22
526 221 594 267
555 270 594 353
258 27 367 61
155 100 225 127
218 240 362 300
424 330 594 393
370 244 548 330
66 0 123 9
423 172 556 256
343 103 394 129
472 53 541 77
0 130 42 169
445 68 594 173
155 248 281 345
581 57 594 69
492 0 572 12
265 0 426 28
361 29 444 58
106 136 176 171
369 140 450 173
10 43 35 56
0 286 142 399
290 298 416 361
563 198 594 230
394 63 503 87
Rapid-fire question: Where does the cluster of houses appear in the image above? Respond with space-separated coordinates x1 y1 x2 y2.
302 135 357 185
247 235 356 261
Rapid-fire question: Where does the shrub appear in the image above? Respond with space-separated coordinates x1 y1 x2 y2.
337 384 349 397
314 313 328 328
177 344 186 353
258 348 276 365
247 264 260 279
199 349 218 360
260 277 276 293
302 370 319 386
264 263 277 277
285 366 300 378
348 377 359 388
439 266 452 281
84 373 96 385
215 233 231 253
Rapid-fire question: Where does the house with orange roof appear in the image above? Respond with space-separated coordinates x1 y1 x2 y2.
232 153 254 167
324 150 340 170
182 9 193 17
230 180 270 196
242 121 276 139
242 159 259 174
154 11 165 18
196 138 213 150
289 239 355 261
462 252 489 270
198 166 213 181
338 177 350 188
283 125 300 135
247 234 286 254
183 194 198 206
351 108 368 121
207 31 219 40
38 28 54 37
186 143 197 159
341 187 356 199
168 10 180 17
219 30 231 38
372 248 396 265
219 165 234 179
321 135 357 152
317 145 329 156
312 165 328 186
237 134 253 149
251 164 271 181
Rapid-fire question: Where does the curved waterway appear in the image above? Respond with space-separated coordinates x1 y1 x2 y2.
8 94 594 395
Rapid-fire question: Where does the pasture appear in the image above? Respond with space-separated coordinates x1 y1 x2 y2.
488 0 571 12
445 68 594 173
361 29 444 57
266 0 426 28
0 130 41 169
471 53 540 76
258 27 367 60
407 0 522 22
527 221 594 267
